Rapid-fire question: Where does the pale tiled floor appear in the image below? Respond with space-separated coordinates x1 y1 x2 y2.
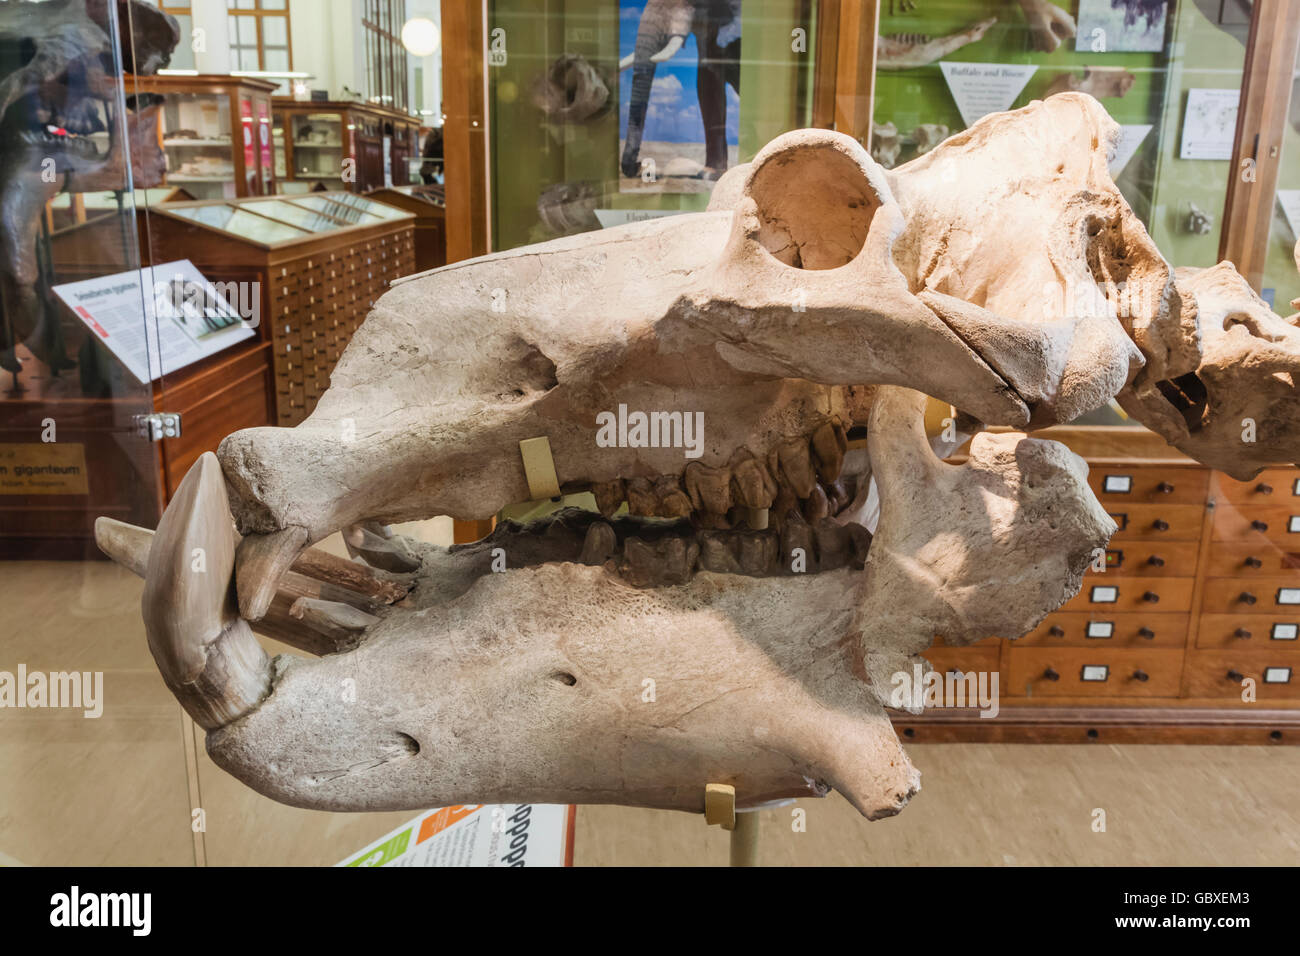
4 555 1299 866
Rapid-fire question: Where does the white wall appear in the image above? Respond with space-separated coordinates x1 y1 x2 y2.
405 0 443 123
288 0 361 101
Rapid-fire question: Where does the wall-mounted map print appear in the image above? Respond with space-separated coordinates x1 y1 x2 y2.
618 0 741 194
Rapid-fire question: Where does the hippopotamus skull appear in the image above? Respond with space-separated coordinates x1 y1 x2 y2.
97 94 1300 819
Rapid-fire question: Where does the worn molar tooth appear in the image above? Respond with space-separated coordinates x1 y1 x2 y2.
777 438 817 499
343 520 421 573
626 477 657 516
825 480 852 516
697 531 741 573
780 512 818 574
692 511 732 532
737 532 779 576
654 475 693 518
846 522 873 568
771 486 800 526
683 461 732 514
730 455 777 509
814 518 851 570
580 520 617 566
812 420 848 483
591 479 626 518
620 535 697 587
802 483 830 523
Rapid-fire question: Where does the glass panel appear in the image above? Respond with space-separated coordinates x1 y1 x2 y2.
241 198 346 231
164 203 312 243
1262 38 1300 314
488 0 785 251
263 15 288 46
2 0 192 866
158 91 235 201
288 194 387 225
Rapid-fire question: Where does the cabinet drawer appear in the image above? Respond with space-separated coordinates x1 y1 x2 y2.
1201 577 1300 614
1212 504 1300 545
1007 648 1182 698
1183 651 1300 700
1203 541 1300 577
1213 469 1300 505
917 643 1001 707
1087 541 1199 577
1088 466 1208 505
1060 577 1194 613
1196 613 1300 649
1018 612 1188 647
1104 503 1204 540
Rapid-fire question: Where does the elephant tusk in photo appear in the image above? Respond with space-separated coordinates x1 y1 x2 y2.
651 35 686 63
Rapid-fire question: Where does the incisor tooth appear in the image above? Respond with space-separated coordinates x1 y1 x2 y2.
683 461 732 514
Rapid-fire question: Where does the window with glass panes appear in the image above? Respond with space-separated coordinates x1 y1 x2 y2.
227 0 292 74
362 0 408 112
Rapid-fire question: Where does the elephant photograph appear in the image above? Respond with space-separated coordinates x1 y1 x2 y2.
618 0 741 193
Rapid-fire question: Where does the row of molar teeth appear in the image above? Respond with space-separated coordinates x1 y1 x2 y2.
589 418 851 531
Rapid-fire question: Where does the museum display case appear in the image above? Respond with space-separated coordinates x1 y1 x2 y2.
5 0 1300 880
129 73 280 199
272 98 421 194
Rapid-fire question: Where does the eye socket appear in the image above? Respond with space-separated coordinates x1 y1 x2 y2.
748 142 882 270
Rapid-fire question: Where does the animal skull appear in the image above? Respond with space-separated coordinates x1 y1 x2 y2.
98 94 1300 819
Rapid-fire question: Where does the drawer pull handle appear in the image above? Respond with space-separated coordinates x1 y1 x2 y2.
1146 555 1165 567
1043 668 1060 682
1157 482 1174 494
1049 625 1065 637
1244 556 1263 569
1252 520 1269 532
1152 519 1170 531
1256 483 1274 495
1227 670 1244 682
1234 628 1252 640
1132 670 1150 682
1239 592 1258 605
1142 591 1160 603
1139 627 1155 639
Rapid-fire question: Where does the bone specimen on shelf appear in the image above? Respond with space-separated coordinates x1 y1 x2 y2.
877 17 997 69
530 53 610 123
98 93 1300 821
1017 0 1076 52
1045 66 1137 100
871 121 902 169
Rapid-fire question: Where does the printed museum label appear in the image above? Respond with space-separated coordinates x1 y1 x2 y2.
1179 89 1240 161
0 443 89 495
1270 623 1298 641
53 259 255 385
338 803 574 867
939 62 1037 129
1102 474 1132 494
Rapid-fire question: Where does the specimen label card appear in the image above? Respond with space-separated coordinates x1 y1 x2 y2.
1179 88 1240 160
939 62 1038 128
337 803 574 867
53 259 254 384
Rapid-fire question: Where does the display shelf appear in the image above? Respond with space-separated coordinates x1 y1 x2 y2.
128 73 279 200
272 98 420 194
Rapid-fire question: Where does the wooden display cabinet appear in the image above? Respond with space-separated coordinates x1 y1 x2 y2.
366 184 446 273
897 426 1300 745
128 74 279 200
272 99 420 194
141 193 416 426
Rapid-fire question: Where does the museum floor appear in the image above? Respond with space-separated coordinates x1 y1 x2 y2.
3 554 1299 867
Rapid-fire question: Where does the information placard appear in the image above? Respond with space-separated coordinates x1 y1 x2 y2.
338 803 575 867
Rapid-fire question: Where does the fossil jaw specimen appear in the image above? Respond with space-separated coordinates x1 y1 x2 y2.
97 94 1300 820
